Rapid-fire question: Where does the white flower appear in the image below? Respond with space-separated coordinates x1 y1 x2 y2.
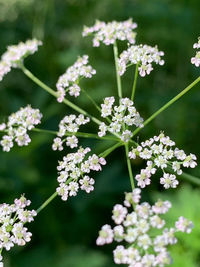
152 200 171 214
135 169 151 188
66 136 78 149
113 225 124 242
160 173 179 189
113 245 128 264
79 176 95 193
137 234 152 250
124 189 141 207
175 216 194 233
56 183 69 201
112 204 128 225
96 225 113 245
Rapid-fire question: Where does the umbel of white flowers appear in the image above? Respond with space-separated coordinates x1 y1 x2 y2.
56 55 96 103
0 105 42 152
0 39 42 81
52 114 90 150
0 195 37 266
129 132 197 189
82 19 137 46
56 146 106 201
96 188 194 267
98 97 143 142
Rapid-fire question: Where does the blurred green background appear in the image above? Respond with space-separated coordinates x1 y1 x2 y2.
0 0 200 266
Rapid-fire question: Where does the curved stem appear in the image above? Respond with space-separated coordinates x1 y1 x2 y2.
20 65 102 126
132 76 200 137
131 64 139 101
124 144 135 190
113 41 122 99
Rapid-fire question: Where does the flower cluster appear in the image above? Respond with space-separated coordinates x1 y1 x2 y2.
82 19 137 47
96 188 193 267
118 44 164 77
56 147 106 201
0 105 42 152
0 195 37 266
52 114 90 150
98 97 143 142
0 39 42 81
56 55 96 102
191 37 200 67
129 133 197 188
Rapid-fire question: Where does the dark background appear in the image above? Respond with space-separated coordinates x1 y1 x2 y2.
0 0 200 266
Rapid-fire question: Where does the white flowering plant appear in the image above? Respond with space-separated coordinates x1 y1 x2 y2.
0 19 199 266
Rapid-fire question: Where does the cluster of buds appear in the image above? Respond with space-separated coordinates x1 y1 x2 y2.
52 114 90 150
0 105 42 152
118 44 164 77
82 19 137 47
0 39 42 81
0 195 37 266
56 147 106 201
56 55 96 103
129 133 197 188
191 37 200 67
96 188 193 267
98 97 143 142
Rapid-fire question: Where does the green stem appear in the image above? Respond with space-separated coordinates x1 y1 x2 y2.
180 171 200 186
32 127 119 141
131 64 139 101
124 144 135 190
36 191 58 214
82 88 101 113
20 65 102 126
113 41 122 99
99 142 123 158
132 76 200 137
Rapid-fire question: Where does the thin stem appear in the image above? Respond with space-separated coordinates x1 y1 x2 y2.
20 65 102 126
99 142 123 158
36 191 58 214
132 76 200 137
180 171 200 186
32 127 119 141
82 88 101 113
113 41 122 99
81 88 112 124
131 64 139 101
124 144 135 190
